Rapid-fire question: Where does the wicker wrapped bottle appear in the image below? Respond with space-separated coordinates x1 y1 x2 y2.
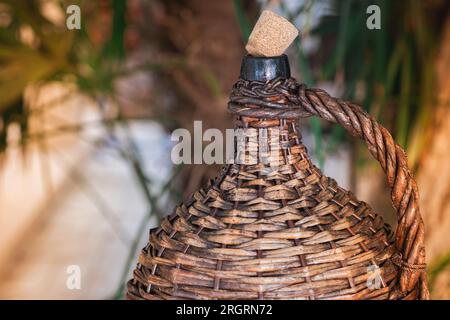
127 11 428 300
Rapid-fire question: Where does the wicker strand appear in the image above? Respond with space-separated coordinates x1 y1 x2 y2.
228 77 429 299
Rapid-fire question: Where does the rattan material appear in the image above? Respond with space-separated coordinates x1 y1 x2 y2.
127 77 428 300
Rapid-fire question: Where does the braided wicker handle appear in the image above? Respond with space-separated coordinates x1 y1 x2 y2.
298 86 429 299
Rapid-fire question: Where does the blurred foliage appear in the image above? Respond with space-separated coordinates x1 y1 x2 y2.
0 0 128 150
308 0 441 170
237 0 447 170
5 0 443 167
429 251 450 292
0 1 161 299
0 0 72 112
233 0 252 42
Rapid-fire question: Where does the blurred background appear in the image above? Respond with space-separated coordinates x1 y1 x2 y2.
0 0 449 299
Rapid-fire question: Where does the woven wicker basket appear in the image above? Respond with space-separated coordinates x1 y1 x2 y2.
127 52 428 300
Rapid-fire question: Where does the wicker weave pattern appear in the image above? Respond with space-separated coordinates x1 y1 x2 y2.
127 77 428 300
230 78 428 298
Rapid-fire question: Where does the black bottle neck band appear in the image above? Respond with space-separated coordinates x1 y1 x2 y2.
239 54 291 81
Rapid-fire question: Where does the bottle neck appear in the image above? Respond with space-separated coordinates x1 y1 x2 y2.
232 116 307 167
240 54 291 81
230 54 307 167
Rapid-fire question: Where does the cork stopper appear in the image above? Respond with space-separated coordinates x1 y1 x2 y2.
245 10 299 57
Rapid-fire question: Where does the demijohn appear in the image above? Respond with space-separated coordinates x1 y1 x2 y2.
127 10 428 300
